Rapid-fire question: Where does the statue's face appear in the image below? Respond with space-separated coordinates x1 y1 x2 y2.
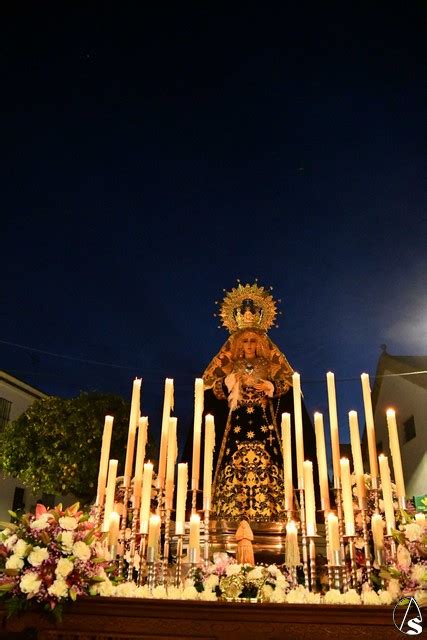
242 333 258 359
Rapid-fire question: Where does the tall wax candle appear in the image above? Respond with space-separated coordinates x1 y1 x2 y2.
314 412 330 511
191 378 204 491
326 372 341 484
386 409 406 499
175 463 188 535
303 460 317 536
292 372 305 488
102 459 118 532
108 511 120 547
361 373 378 487
133 416 148 507
203 414 215 510
165 417 177 509
157 378 174 489
371 513 384 550
96 415 114 506
349 410 367 504
147 514 161 558
281 413 293 511
340 458 355 536
378 454 396 534
124 378 142 488
139 462 153 535
189 513 200 562
327 512 340 563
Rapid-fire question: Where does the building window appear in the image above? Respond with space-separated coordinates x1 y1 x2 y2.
403 416 416 443
0 397 12 430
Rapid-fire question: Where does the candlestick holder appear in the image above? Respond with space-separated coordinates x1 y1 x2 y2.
117 484 131 577
370 477 379 513
203 506 210 568
308 534 320 592
174 534 184 587
159 506 172 586
146 546 157 591
343 535 359 591
385 534 397 561
137 532 148 586
333 484 349 592
398 496 406 510
297 488 309 589
94 493 105 530
323 510 334 589
186 548 199 584
359 500 372 582
126 498 141 582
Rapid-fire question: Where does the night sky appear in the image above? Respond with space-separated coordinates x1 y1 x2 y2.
1 5 426 456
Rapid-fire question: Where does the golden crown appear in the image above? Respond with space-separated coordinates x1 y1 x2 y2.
216 281 279 333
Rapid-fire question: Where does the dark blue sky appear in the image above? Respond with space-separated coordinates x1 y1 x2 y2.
1 4 426 454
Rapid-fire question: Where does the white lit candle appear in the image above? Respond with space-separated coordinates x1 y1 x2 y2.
108 511 120 547
191 378 204 491
349 410 367 504
326 372 341 484
281 413 293 511
139 462 153 534
314 412 330 511
303 460 317 536
361 373 378 487
102 459 118 532
327 512 340 563
203 414 215 510
371 513 384 550
189 513 200 562
133 416 148 508
124 378 142 488
378 454 396 534
340 458 355 536
157 378 174 489
147 514 161 559
386 409 406 499
165 417 177 509
96 415 114 506
292 372 305 488
175 463 188 535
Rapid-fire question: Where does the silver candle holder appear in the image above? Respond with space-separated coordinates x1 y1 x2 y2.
343 535 359 591
126 497 140 581
203 506 210 568
137 532 148 586
146 545 157 591
117 483 131 577
174 533 184 588
307 534 320 592
298 488 310 589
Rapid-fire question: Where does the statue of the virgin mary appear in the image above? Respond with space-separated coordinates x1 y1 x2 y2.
202 282 318 522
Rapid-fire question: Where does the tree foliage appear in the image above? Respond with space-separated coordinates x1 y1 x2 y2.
0 392 154 503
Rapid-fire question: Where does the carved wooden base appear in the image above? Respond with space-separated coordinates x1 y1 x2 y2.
1 598 404 640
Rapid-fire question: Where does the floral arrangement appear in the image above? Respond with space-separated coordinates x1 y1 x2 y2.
0 503 112 619
379 512 427 606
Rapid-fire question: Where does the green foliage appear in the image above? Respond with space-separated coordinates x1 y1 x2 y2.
0 392 154 504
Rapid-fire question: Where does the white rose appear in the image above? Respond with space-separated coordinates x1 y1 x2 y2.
342 589 361 605
14 539 29 558
404 523 422 542
397 544 411 570
4 534 18 550
113 582 138 597
72 541 91 562
411 564 427 584
414 589 427 608
387 578 401 600
246 566 264 581
61 531 74 552
181 585 199 600
28 546 49 567
134 585 152 599
150 585 168 599
56 558 74 578
361 590 380 605
378 590 394 605
324 589 343 605
58 516 78 530
225 563 242 576
48 578 69 599
166 586 183 600
6 554 24 570
286 585 309 604
261 584 274 601
276 574 290 589
30 514 51 530
20 572 42 597
91 574 114 597
269 588 286 603
266 564 279 576
304 591 321 604
204 574 219 590
199 589 218 601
